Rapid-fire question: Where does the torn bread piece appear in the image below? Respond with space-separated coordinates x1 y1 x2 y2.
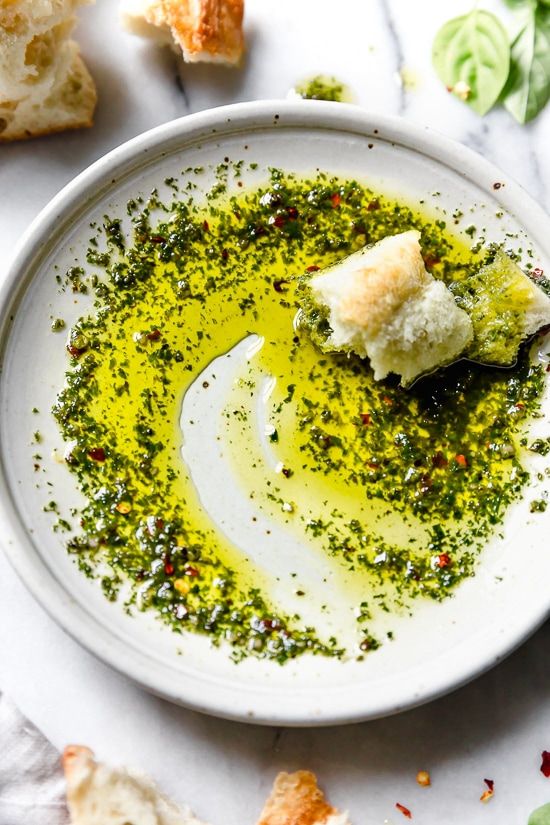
120 0 244 65
256 771 351 825
305 230 473 385
63 745 208 825
0 0 97 142
458 248 550 365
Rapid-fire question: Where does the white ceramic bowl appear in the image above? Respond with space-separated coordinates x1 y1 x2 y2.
1 101 550 726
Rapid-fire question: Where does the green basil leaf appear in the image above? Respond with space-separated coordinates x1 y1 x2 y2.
432 10 511 115
503 0 533 7
528 802 550 825
503 7 550 123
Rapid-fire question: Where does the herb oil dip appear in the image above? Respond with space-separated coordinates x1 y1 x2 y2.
52 166 546 662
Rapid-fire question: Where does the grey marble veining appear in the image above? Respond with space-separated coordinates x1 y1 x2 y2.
1 1 550 823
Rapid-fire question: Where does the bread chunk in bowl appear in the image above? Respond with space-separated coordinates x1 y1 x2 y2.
302 230 474 386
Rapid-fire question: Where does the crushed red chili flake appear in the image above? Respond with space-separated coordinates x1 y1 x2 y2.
287 206 299 219
367 199 380 211
306 265 320 272
202 220 209 231
164 559 174 576
423 254 441 268
150 235 165 244
437 553 451 568
273 279 289 293
367 461 379 470
432 451 448 469
221 248 229 261
261 618 281 632
185 565 200 577
273 214 286 228
87 447 106 462
146 329 161 341
419 474 432 493
541 751 550 777
455 453 468 467
331 193 341 208
396 802 412 819
484 779 494 791
360 413 372 426
67 345 84 358
382 395 394 406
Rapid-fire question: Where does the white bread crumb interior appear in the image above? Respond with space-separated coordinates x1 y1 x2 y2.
0 0 96 141
63 745 208 825
309 230 474 385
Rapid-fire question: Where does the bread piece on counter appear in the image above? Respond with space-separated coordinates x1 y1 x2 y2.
120 0 244 65
306 230 473 385
256 771 352 825
63 745 208 825
0 0 97 142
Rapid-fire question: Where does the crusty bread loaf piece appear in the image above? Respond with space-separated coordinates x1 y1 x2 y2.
0 0 96 142
63 745 208 825
307 230 474 386
120 0 244 65
256 771 351 825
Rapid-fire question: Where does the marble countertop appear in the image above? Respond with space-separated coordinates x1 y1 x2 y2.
1 1 550 823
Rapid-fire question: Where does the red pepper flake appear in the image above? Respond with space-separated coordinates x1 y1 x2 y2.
484 779 494 791
273 279 289 293
87 447 106 462
532 267 544 279
150 235 165 244
396 802 412 819
146 329 161 341
360 413 372 426
331 193 341 208
437 553 451 568
367 461 379 470
367 199 380 211
419 474 433 493
164 558 174 576
185 565 199 577
455 453 468 467
515 402 525 410
382 395 394 406
261 618 281 632
306 265 320 272
541 751 550 777
202 220 209 232
432 451 448 469
67 344 85 358
286 206 299 219
273 214 286 228
221 248 229 261
423 254 441 268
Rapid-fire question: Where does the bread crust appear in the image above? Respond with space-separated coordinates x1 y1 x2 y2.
122 0 244 65
256 771 340 825
0 2 97 142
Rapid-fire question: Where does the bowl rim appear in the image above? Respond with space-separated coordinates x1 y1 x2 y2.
1 99 549 727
